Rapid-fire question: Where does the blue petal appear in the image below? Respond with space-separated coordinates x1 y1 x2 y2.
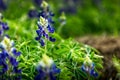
35 36 40 41
51 64 61 74
38 25 43 30
28 9 38 18
35 73 45 80
48 18 55 24
49 12 55 16
12 48 17 53
12 48 21 56
39 39 45 46
0 30 3 36
47 25 54 33
49 37 56 42
91 63 95 69
36 29 42 37
16 52 21 56
38 11 46 18
0 0 7 10
0 50 8 59
81 65 86 72
9 57 18 67
49 72 56 80
2 23 9 30
0 60 2 65
42 31 48 38
0 62 8 75
13 67 22 73
90 69 98 77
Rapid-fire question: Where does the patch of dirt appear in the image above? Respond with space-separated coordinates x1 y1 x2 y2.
76 36 120 80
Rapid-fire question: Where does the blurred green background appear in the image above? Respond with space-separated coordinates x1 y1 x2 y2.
1 0 120 38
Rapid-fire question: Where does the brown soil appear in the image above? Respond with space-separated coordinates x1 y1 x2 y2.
76 36 120 80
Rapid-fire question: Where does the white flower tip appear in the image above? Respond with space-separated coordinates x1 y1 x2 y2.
41 1 48 8
1 36 14 50
39 16 48 28
39 54 54 68
60 12 66 20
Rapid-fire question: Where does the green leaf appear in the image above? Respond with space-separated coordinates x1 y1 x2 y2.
67 52 72 60
96 63 103 69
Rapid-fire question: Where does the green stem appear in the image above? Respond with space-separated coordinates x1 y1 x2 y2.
44 38 47 54
57 24 64 35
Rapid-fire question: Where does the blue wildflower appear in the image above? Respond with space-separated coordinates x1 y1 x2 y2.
0 61 8 75
0 13 9 37
12 48 21 56
81 54 98 77
0 0 7 10
90 68 98 77
35 54 61 80
0 36 22 79
38 1 55 24
9 56 19 67
35 1 56 46
35 16 55 46
81 63 98 77
13 66 22 73
28 9 39 18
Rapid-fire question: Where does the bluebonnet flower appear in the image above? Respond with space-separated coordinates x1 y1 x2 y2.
38 1 55 23
35 1 56 46
0 36 21 79
0 0 7 10
81 54 98 77
28 9 39 18
81 63 98 77
0 52 8 75
28 0 42 18
35 54 61 80
0 13 9 37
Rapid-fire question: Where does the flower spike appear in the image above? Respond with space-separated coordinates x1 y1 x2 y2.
35 1 56 46
35 54 60 80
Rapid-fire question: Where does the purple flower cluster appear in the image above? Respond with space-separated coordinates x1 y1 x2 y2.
35 54 60 80
81 63 98 77
35 64 60 80
28 9 39 18
0 14 21 79
0 14 9 37
0 0 7 10
0 36 22 80
35 1 56 46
